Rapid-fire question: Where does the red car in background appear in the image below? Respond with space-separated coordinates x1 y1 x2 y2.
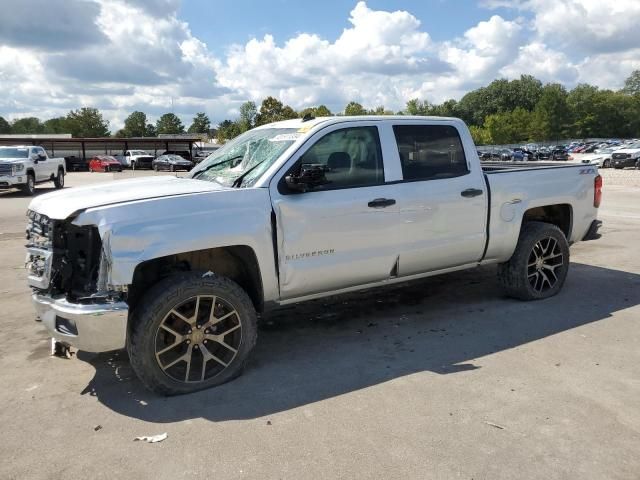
89 155 123 172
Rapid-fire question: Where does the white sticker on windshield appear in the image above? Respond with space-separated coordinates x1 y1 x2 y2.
269 133 301 142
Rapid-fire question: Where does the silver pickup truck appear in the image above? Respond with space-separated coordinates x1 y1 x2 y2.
25 116 602 395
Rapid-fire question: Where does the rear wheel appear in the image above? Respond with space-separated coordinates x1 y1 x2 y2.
497 222 570 300
602 159 610 168
53 169 64 189
128 272 258 395
21 173 35 196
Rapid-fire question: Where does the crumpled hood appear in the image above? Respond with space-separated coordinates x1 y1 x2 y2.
28 175 230 219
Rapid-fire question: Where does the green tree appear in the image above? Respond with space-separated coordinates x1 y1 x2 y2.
66 108 110 137
621 70 640 96
122 111 148 137
187 112 211 134
533 84 572 141
216 119 241 143
145 123 157 137
11 117 44 134
369 106 393 115
469 125 491 145
43 117 69 134
430 99 458 117
255 96 298 125
238 101 257 131
155 113 185 135
0 116 11 134
344 101 367 116
299 105 332 118
405 99 432 115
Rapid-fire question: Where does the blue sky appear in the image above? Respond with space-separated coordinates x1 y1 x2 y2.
181 0 522 55
0 0 638 131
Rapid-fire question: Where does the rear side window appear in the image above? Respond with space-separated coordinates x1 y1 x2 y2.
393 125 469 181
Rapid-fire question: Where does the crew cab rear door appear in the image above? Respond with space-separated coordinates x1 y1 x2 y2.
387 120 488 275
269 121 402 300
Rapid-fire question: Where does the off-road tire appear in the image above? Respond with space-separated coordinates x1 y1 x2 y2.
128 272 258 395
53 169 64 189
21 172 35 196
497 221 570 301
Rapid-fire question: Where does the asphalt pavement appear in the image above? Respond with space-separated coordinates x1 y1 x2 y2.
0 170 638 479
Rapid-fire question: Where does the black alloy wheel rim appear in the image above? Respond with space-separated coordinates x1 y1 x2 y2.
527 237 564 293
154 295 242 383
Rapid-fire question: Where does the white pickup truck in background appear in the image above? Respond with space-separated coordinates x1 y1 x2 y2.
25 116 602 395
114 149 155 169
0 145 66 195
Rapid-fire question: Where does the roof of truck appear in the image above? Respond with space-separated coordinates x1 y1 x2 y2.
257 115 460 130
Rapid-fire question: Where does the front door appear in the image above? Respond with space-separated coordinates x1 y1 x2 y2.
270 124 401 300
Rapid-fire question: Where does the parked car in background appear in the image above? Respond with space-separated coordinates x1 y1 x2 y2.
611 142 640 169
64 155 88 172
536 148 551 160
162 150 192 161
89 155 123 173
497 148 513 161
477 150 493 161
115 150 154 169
152 154 194 172
0 145 65 195
513 147 534 161
572 148 615 168
551 147 569 161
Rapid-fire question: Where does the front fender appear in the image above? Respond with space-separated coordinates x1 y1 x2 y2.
73 189 279 302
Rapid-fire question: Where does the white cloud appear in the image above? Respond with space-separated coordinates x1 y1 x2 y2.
0 0 639 131
500 42 579 83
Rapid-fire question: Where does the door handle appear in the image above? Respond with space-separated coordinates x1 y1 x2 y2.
461 188 484 198
368 198 396 208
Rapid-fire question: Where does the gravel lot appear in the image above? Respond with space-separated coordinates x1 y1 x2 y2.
0 170 638 479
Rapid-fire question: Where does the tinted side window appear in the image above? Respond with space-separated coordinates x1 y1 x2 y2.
393 125 468 181
299 126 384 190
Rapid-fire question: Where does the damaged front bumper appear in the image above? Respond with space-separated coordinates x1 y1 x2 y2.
32 294 128 352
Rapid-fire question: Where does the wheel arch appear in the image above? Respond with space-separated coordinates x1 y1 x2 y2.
128 245 264 313
521 203 573 240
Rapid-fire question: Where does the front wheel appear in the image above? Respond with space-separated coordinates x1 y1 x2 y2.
21 173 35 196
497 222 570 300
53 169 64 189
128 272 258 395
602 159 610 168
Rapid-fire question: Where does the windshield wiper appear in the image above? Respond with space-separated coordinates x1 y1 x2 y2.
232 159 267 188
192 155 244 179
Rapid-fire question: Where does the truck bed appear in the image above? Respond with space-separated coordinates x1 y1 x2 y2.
481 161 586 173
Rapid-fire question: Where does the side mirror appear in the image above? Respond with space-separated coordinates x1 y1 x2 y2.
31 154 39 162
285 164 329 193
39 153 46 160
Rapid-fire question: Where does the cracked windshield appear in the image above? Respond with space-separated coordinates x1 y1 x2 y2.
191 128 300 187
